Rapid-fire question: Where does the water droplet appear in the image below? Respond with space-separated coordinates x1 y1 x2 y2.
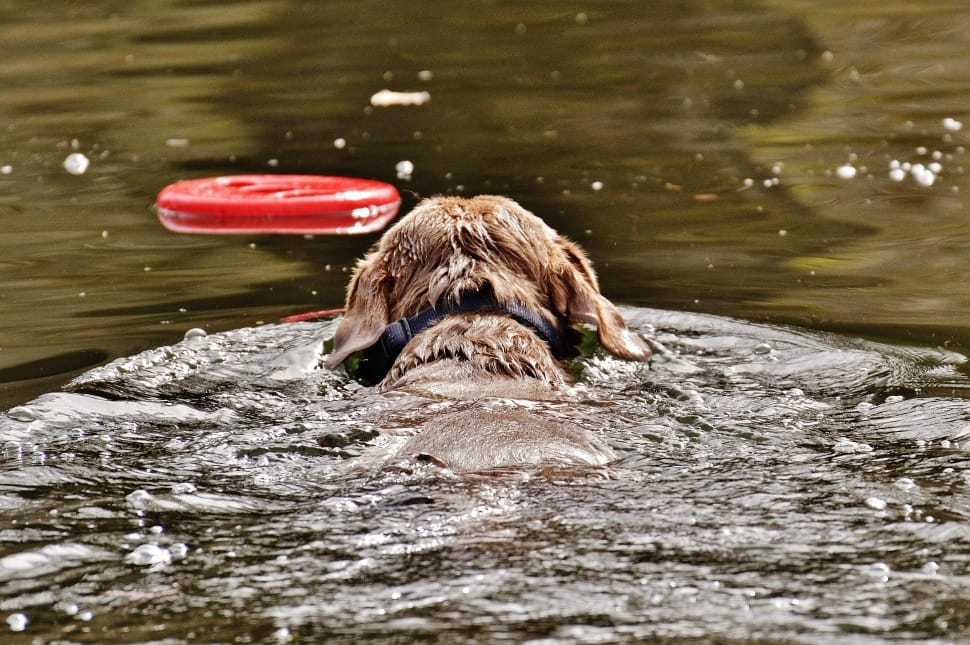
865 497 887 511
125 543 172 568
894 477 917 491
752 342 772 355
6 613 27 632
183 328 207 340
943 117 963 132
63 152 90 175
836 164 857 179
125 489 154 509
911 164 935 186
395 160 415 181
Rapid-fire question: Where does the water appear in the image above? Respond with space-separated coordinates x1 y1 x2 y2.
3 0 970 642
3 312 970 642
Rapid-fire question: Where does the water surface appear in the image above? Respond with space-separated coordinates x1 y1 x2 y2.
5 310 970 642
3 1 970 642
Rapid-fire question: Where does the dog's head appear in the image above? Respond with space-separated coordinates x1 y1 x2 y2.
324 195 651 370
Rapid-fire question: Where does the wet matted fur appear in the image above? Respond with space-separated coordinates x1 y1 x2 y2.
325 195 652 470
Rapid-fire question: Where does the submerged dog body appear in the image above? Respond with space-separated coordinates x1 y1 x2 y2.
325 195 651 470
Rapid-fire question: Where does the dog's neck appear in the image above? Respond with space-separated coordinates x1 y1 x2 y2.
358 289 570 385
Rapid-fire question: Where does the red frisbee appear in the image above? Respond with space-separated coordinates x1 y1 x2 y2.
156 175 400 235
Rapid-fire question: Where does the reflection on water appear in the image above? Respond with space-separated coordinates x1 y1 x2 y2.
3 0 970 641
3 0 970 404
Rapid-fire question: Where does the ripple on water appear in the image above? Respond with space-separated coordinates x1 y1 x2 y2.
0 543 113 582
125 488 290 515
124 543 173 569
1 311 970 641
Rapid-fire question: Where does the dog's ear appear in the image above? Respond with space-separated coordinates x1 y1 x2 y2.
550 238 652 362
324 257 390 369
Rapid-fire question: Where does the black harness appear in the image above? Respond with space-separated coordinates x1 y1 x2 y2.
358 290 570 384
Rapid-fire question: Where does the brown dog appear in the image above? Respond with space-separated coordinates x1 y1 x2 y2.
325 195 651 471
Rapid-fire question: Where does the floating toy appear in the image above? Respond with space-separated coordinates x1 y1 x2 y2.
156 174 400 234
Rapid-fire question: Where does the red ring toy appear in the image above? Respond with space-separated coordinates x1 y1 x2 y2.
156 174 400 235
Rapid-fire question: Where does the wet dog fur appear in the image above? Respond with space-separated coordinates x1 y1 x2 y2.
325 195 651 471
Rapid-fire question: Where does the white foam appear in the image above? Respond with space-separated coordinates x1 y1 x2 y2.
836 164 857 179
943 117 963 132
370 89 431 107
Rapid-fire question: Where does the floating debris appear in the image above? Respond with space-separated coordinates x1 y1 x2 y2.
370 89 431 107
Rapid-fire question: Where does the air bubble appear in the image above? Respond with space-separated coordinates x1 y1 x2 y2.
395 160 414 181
943 117 963 132
63 152 90 175
836 165 857 179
